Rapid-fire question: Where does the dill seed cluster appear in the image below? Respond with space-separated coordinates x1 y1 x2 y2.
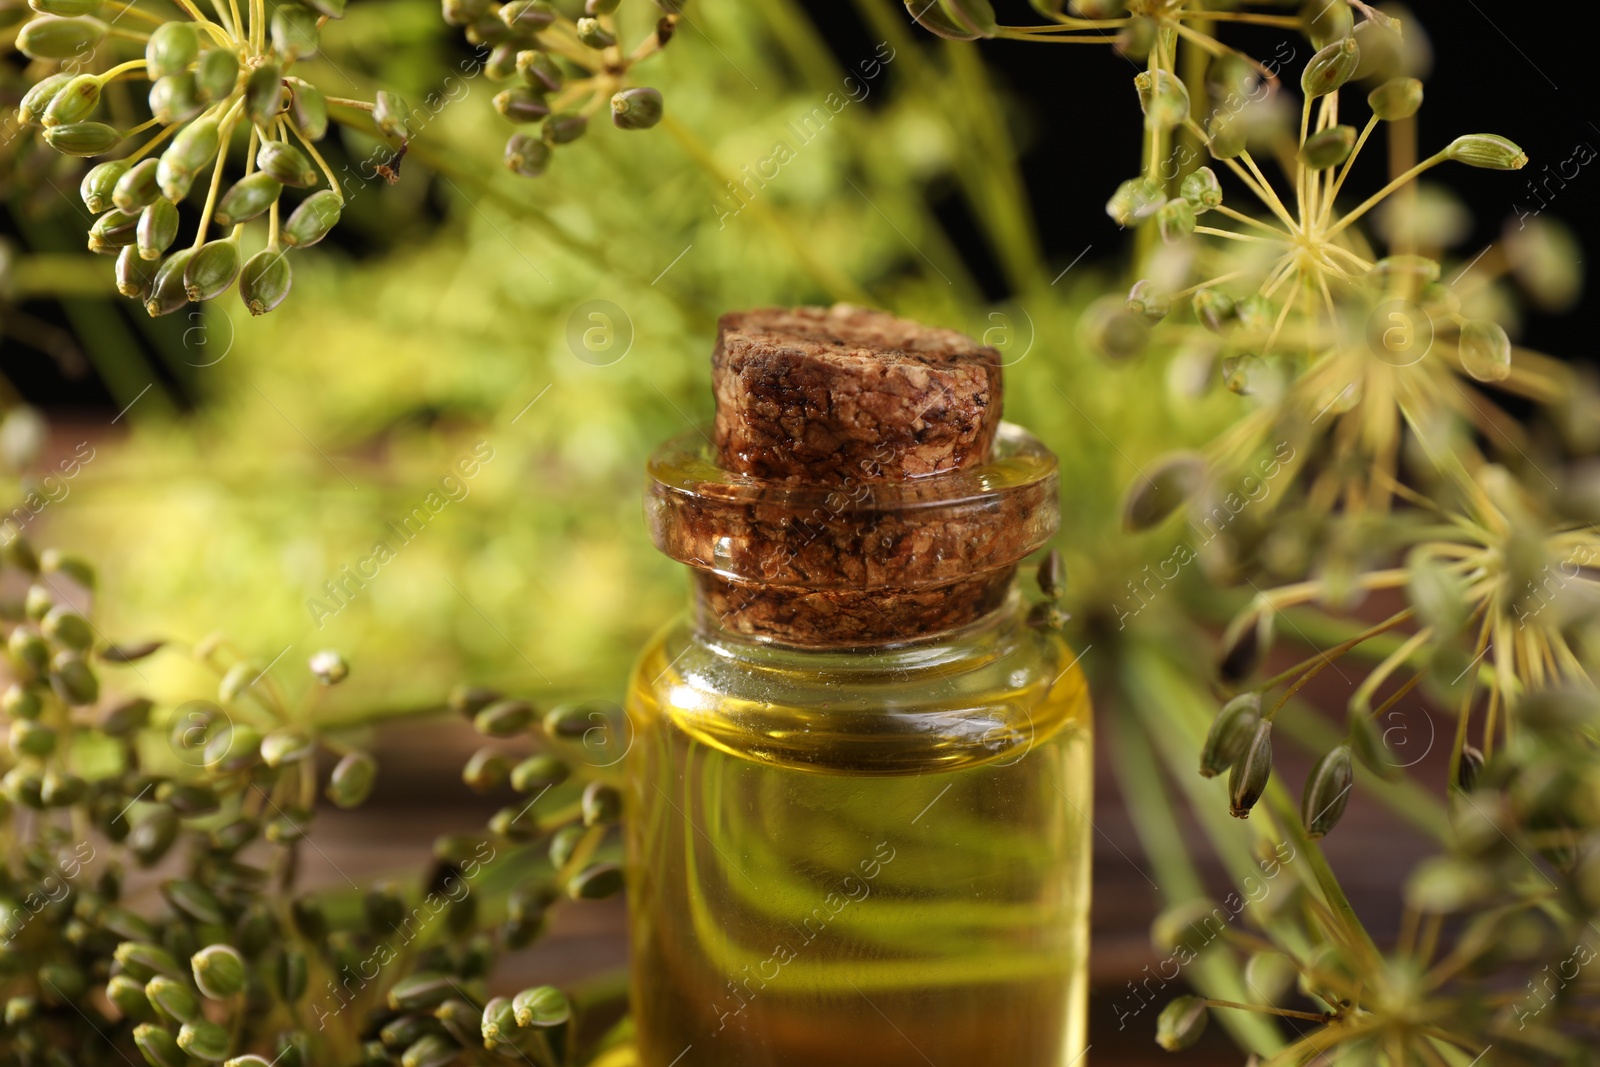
0 529 627 1065
924 0 1600 1060
440 0 678 179
12 0 392 317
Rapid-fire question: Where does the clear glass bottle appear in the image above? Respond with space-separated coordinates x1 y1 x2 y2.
625 423 1092 1067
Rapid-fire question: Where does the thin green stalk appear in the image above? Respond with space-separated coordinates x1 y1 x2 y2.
1320 114 1380 230
764 0 984 303
1177 13 1211 185
1123 644 1384 992
1204 997 1329 1022
362 124 717 322
1187 588 1437 675
1111 661 1288 1056
1262 609 1416 720
1325 150 1449 238
659 114 871 304
1266 784 1383 970
10 255 118 298
943 40 1048 292
9 209 178 419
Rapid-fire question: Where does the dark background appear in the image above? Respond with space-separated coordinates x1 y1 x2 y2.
852 2 1600 359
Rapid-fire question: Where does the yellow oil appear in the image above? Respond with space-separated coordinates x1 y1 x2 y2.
624 613 1093 1067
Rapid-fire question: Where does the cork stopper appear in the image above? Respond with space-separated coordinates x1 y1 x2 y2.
712 305 1002 483
647 305 1056 648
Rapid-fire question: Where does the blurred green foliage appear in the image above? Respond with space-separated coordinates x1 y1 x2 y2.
41 0 1234 720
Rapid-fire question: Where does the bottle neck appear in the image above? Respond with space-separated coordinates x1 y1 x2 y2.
652 589 1072 776
688 566 1021 651
647 422 1058 649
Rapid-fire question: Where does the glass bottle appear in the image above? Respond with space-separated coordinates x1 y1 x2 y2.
624 421 1093 1067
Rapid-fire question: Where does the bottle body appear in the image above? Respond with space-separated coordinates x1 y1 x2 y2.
624 600 1092 1067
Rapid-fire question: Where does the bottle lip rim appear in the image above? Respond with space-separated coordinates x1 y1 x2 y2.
645 422 1059 591
647 421 1056 514
690 587 1035 656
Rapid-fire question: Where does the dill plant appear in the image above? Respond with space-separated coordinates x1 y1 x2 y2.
0 0 1597 1064
912 1 1600 1061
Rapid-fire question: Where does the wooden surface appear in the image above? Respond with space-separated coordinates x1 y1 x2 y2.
295 692 1445 1065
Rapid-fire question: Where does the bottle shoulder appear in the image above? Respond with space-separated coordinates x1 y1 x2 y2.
627 611 1090 776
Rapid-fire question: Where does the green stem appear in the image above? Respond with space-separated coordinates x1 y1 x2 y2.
1257 606 1414 690
1263 609 1416 720
96 58 149 83
7 210 178 419
10 255 118 299
1320 114 1380 230
354 122 716 320
1177 12 1210 184
1325 150 1448 238
192 99 247 250
659 114 870 304
943 40 1048 293
1109 667 1287 1056
762 0 983 302
1266 785 1383 971
1205 998 1330 1022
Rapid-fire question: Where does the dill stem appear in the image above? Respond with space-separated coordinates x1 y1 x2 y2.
1204 999 1330 1023
1259 607 1416 698
1322 115 1380 231
1326 151 1448 238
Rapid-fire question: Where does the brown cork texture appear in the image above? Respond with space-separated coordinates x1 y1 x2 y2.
694 570 1019 647
651 477 1054 591
673 304 1041 648
712 304 1002 483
